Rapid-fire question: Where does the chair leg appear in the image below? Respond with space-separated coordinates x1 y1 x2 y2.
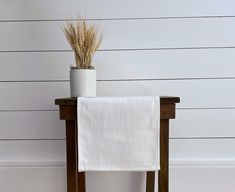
66 120 78 192
66 120 86 192
158 120 169 192
78 172 86 192
146 171 155 192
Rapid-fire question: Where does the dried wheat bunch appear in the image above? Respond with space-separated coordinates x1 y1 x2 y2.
63 19 102 69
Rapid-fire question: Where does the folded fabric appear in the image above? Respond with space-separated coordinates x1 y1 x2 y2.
77 96 160 171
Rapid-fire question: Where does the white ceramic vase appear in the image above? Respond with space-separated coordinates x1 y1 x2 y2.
70 69 96 97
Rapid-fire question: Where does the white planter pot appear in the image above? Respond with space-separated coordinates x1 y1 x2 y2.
70 69 96 97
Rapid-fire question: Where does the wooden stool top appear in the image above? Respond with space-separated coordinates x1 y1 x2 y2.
55 96 180 120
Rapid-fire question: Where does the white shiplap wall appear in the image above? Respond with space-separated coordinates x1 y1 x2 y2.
0 0 235 191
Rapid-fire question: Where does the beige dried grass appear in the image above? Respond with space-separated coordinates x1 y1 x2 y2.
63 19 102 69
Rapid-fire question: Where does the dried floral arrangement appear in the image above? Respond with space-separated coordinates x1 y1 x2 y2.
63 19 102 69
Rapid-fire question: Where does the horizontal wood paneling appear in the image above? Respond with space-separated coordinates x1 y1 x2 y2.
170 139 235 161
0 139 235 166
1 1 234 192
97 80 235 108
1 18 235 51
1 0 235 20
1 48 235 81
0 167 66 192
1 109 235 139
82 0 235 20
1 80 235 110
0 52 72 81
0 111 64 139
171 109 235 138
0 140 65 165
170 166 235 192
0 82 69 110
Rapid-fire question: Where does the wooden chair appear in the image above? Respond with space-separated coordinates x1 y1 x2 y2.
55 96 180 192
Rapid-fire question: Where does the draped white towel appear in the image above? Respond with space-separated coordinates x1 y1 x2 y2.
77 96 160 172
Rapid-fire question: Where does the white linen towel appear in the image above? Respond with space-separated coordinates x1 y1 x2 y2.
77 96 160 171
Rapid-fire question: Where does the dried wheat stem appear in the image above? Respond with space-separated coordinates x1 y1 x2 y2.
63 18 102 69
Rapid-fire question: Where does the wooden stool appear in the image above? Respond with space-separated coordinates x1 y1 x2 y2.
55 96 180 192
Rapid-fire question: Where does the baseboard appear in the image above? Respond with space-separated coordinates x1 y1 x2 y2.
1 159 235 168
170 160 235 167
